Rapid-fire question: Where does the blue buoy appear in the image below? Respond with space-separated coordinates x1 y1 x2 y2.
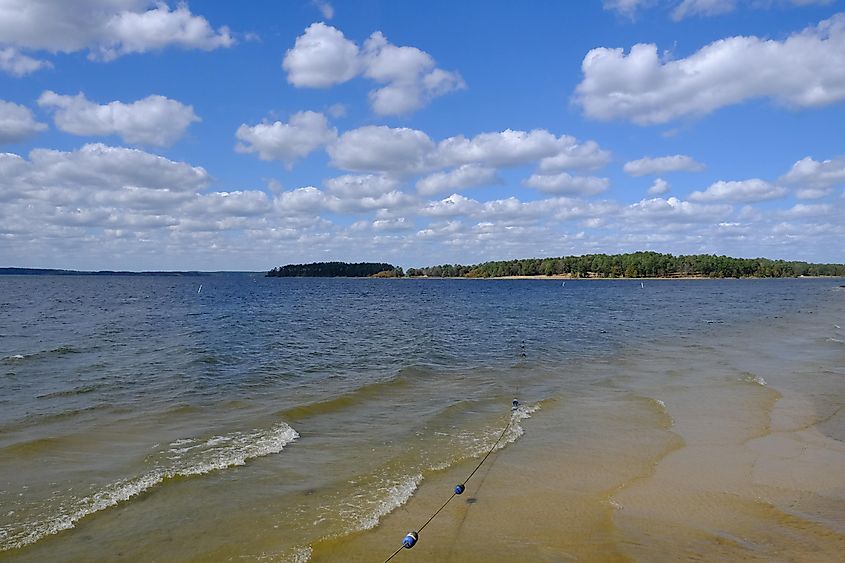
454 483 465 495
403 531 418 549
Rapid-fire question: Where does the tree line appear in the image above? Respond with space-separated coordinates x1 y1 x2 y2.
267 262 402 277
404 252 845 279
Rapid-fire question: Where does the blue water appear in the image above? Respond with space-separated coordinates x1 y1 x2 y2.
0 275 842 560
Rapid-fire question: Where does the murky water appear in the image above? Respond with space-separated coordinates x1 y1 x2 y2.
1 276 843 561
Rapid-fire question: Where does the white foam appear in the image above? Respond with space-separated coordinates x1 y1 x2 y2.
290 546 312 563
0 422 299 551
354 474 422 531
741 374 767 386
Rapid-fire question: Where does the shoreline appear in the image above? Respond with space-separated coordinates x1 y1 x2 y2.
401 274 845 281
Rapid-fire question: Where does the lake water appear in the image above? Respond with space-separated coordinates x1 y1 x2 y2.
1 275 844 561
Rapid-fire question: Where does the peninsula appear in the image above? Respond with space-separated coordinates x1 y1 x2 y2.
267 253 845 279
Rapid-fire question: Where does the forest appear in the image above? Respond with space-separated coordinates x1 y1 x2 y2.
266 262 402 277
404 252 845 279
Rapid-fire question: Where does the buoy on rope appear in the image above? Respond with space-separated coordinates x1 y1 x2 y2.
384 397 522 562
403 531 419 549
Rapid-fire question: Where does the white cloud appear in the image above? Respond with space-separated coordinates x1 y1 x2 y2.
435 129 610 172
283 22 464 114
38 91 199 146
780 155 845 199
235 111 337 167
327 125 610 180
0 47 51 76
604 0 832 21
537 138 611 172
0 100 47 144
273 186 331 216
326 103 347 118
420 193 608 224
325 174 399 198
672 0 737 21
282 22 360 88
781 202 833 218
623 154 705 176
689 179 787 202
623 196 733 223
574 14 845 124
421 193 483 218
602 0 657 18
314 0 334 19
648 178 670 195
416 164 497 196
0 0 233 63
328 125 435 173
361 31 465 115
0 143 210 230
523 173 610 196
185 191 272 219
372 217 413 231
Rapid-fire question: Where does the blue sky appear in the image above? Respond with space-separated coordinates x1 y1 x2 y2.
1 0 843 270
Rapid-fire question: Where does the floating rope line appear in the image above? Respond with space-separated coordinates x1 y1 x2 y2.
382 398 520 563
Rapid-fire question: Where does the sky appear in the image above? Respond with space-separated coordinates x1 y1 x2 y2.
1 0 844 271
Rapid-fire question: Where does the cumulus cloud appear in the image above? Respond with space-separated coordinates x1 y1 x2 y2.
0 0 233 63
38 91 199 146
537 138 611 172
689 179 787 202
648 178 670 195
416 164 498 196
328 125 435 173
235 111 337 167
283 22 464 114
522 173 610 196
623 154 705 176
361 31 466 114
623 196 733 223
782 202 833 218
327 125 611 180
780 155 845 198
437 129 609 171
0 100 47 144
0 143 210 232
0 47 51 76
282 22 360 87
325 174 400 198
184 190 272 219
574 14 845 124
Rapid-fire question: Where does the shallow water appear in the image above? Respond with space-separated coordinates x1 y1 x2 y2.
1 276 843 561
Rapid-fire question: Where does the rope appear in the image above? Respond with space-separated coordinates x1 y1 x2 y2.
383 545 403 563
381 407 516 562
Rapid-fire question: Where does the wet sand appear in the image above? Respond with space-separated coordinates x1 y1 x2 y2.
312 296 845 562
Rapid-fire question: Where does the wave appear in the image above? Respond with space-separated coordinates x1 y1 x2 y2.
278 366 430 421
0 422 299 552
317 402 541 543
1 346 81 364
740 373 767 386
36 384 103 400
